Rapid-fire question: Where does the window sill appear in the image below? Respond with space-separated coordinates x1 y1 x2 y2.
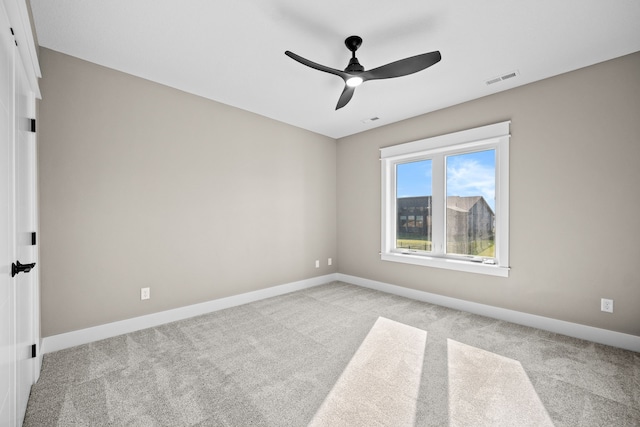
381 252 510 277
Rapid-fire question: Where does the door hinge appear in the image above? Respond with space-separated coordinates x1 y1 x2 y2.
31 344 37 358
10 27 17 46
29 118 36 133
31 231 36 245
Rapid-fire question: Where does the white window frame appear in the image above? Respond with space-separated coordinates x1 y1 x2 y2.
381 121 510 277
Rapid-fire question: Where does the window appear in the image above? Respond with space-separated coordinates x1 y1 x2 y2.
381 121 510 277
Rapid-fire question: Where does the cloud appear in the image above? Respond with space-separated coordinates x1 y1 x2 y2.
447 157 495 209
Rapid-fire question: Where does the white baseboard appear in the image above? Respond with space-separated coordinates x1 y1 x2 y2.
42 272 640 355
337 273 640 353
41 273 339 354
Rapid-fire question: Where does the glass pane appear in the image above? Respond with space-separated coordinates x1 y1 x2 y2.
396 160 432 252
446 150 496 257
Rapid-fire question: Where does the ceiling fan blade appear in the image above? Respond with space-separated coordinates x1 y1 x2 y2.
361 51 441 81
285 51 348 79
336 85 355 110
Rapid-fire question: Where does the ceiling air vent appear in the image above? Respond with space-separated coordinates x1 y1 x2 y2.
362 117 380 124
485 70 520 86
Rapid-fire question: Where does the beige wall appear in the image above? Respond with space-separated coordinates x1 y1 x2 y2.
39 47 640 339
337 52 640 336
38 48 337 337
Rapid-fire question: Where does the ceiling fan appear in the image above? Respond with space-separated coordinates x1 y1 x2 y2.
285 35 441 110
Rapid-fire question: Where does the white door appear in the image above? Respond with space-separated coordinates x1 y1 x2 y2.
0 3 17 426
0 2 39 425
14 49 37 427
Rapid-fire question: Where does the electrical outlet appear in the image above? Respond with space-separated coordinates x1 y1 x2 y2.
328 258 332 266
600 298 613 313
141 287 150 300
315 260 320 268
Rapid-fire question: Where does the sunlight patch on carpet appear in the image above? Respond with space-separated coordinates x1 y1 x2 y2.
309 317 427 427
447 339 554 426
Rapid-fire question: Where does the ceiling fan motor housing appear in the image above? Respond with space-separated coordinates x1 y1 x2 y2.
345 57 364 73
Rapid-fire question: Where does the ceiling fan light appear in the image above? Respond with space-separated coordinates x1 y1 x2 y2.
346 76 363 87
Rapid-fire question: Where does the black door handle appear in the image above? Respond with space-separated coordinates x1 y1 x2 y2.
12 261 35 277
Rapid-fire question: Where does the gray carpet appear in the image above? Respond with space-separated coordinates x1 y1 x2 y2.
24 282 640 426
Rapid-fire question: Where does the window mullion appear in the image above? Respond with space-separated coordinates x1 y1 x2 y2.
431 154 445 255
381 158 395 254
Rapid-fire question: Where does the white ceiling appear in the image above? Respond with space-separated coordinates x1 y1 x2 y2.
29 0 640 139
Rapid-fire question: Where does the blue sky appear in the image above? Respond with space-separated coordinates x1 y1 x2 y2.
397 149 496 210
